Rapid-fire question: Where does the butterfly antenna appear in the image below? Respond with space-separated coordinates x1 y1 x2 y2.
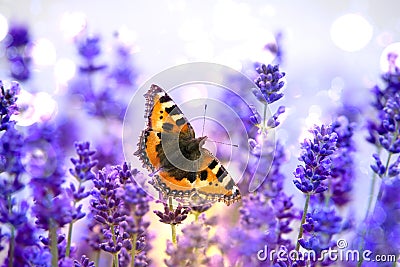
207 139 239 148
201 104 207 136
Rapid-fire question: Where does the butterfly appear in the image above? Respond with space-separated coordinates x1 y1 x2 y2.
135 84 241 206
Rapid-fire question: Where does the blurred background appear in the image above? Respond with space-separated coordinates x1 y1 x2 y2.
0 0 399 265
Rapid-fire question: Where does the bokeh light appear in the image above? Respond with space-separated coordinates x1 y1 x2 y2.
31 38 57 66
14 89 36 126
34 92 58 121
379 42 400 72
0 13 8 42
15 90 58 126
59 12 87 38
330 13 373 52
116 25 137 46
54 58 76 83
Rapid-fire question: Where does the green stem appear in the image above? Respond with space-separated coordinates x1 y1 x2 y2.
7 195 14 267
110 225 119 267
66 221 74 257
356 172 379 266
130 233 137 267
262 103 268 132
358 151 393 267
8 225 15 267
296 193 310 252
324 178 332 207
113 254 119 267
94 250 100 267
169 197 177 244
365 172 378 220
193 211 200 221
49 224 59 267
384 152 393 177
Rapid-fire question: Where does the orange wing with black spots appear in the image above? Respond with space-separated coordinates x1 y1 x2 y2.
135 84 241 206
144 84 195 136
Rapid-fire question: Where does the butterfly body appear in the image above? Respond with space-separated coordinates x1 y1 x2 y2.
135 84 241 206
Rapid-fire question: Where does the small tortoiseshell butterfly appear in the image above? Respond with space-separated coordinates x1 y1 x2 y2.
135 84 241 206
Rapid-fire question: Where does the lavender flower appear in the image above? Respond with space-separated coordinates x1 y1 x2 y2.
26 123 78 266
227 141 299 266
40 233 75 266
0 124 30 266
316 116 356 206
0 81 20 131
76 34 106 73
89 164 150 266
190 203 212 215
0 124 24 176
64 141 98 256
367 56 400 177
298 207 342 254
1 221 49 267
362 177 400 261
264 31 284 64
69 141 97 184
20 245 52 267
154 203 190 225
229 190 299 267
119 163 151 266
165 215 218 267
108 41 137 86
4 23 30 48
32 187 74 230
253 64 285 104
357 56 400 265
90 167 127 253
3 23 31 81
293 125 338 194
267 105 285 128
74 255 95 267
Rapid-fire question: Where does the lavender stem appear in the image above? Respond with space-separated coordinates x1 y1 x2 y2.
169 197 177 244
7 194 15 267
66 221 73 257
49 223 59 267
296 193 310 252
130 233 137 267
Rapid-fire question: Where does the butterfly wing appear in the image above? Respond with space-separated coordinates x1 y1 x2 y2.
135 84 195 171
152 150 241 205
135 84 241 206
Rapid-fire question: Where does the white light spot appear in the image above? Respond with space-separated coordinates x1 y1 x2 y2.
330 14 373 52
14 89 36 126
15 91 57 125
60 12 87 38
259 5 276 17
0 14 8 42
54 58 76 83
246 31 276 63
303 105 322 131
31 38 56 66
116 25 137 46
379 42 400 73
33 92 58 121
